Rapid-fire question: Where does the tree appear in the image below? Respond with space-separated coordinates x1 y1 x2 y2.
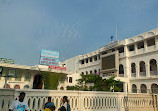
66 74 121 92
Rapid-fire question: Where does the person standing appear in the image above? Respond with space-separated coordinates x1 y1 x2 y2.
44 97 55 109
9 92 29 111
58 96 71 111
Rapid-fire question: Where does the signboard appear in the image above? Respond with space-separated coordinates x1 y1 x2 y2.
0 58 14 64
49 65 66 71
40 49 59 66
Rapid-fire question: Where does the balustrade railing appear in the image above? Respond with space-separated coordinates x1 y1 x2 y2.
0 89 157 111
150 71 158 76
140 72 146 77
131 73 136 78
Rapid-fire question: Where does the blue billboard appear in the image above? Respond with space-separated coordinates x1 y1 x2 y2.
40 49 59 66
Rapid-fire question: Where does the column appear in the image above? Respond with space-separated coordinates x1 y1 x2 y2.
124 46 128 57
123 82 128 93
144 40 147 52
136 65 139 78
21 73 25 81
146 64 150 77
155 37 158 49
134 43 138 54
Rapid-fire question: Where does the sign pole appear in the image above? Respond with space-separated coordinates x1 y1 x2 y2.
4 75 7 88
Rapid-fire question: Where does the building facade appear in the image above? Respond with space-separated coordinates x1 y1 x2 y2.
62 28 158 93
0 63 69 89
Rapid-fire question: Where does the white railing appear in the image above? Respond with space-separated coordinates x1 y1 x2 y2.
0 89 157 111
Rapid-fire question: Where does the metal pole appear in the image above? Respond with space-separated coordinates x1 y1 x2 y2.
4 76 7 88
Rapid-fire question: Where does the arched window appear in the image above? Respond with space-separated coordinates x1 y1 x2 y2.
151 83 158 93
81 72 84 74
132 84 137 93
131 63 136 77
139 61 146 77
24 85 29 89
131 63 136 73
14 85 20 89
139 61 146 72
3 84 10 88
119 64 124 74
150 59 157 76
86 71 88 75
94 70 97 75
90 70 92 74
140 84 147 93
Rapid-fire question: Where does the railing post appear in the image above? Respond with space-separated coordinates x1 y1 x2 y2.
117 93 122 111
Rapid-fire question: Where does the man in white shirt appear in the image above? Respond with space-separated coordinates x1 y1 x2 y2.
9 92 29 111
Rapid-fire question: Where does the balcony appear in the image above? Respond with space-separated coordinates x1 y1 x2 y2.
139 72 146 77
102 73 117 77
129 51 135 56
147 45 155 52
137 48 144 55
119 53 125 58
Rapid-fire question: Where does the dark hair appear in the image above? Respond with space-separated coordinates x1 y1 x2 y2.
63 96 68 102
19 92 26 96
48 97 51 99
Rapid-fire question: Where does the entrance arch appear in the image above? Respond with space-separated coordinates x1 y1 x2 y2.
33 74 43 89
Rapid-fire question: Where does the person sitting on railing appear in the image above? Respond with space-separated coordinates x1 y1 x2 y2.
9 92 29 111
44 97 55 109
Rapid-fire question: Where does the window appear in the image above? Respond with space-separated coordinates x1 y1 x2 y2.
90 70 92 74
86 59 88 63
86 71 88 75
81 60 84 64
94 56 97 61
15 73 22 81
94 70 97 75
98 55 100 60
131 63 136 73
112 49 115 52
102 51 107 55
90 58 92 62
119 64 124 74
118 47 124 53
137 42 144 49
25 73 31 81
8 70 15 76
147 38 155 47
24 85 29 89
81 72 84 74
69 77 72 83
128 45 135 51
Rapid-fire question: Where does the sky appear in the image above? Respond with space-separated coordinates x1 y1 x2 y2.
0 0 158 66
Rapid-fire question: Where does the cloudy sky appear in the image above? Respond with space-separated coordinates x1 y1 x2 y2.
0 0 158 66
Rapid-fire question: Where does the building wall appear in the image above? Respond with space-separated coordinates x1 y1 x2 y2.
62 28 158 93
0 67 38 89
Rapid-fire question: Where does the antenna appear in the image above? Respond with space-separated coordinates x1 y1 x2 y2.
115 26 118 41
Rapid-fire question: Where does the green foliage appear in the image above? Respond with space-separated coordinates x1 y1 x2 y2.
67 74 121 92
41 71 66 90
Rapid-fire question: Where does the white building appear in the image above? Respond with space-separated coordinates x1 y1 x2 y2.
61 28 158 93
0 63 69 89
